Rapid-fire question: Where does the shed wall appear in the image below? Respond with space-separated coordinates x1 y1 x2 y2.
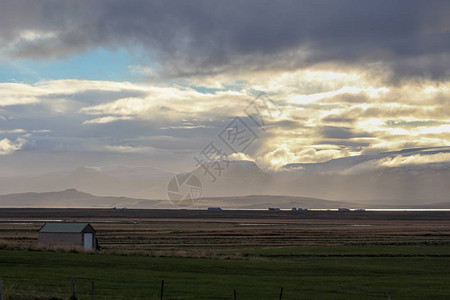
38 232 83 248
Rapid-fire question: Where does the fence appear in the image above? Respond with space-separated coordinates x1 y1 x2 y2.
0 278 393 300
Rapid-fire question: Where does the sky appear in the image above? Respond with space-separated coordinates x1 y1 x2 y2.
0 0 449 177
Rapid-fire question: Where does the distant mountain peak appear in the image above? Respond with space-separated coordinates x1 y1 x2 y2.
62 188 84 194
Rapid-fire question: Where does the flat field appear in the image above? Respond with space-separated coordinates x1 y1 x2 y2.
1 209 450 299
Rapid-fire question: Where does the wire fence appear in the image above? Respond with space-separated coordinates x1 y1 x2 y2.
0 278 393 300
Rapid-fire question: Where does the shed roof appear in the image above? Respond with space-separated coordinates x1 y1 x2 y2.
39 222 94 233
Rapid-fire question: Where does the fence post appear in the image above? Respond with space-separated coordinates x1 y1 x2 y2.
388 296 391 300
279 287 283 300
233 289 237 300
160 280 164 300
91 281 95 300
0 279 3 300
134 221 137 248
70 278 77 300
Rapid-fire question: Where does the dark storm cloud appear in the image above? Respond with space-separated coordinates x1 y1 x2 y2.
268 119 304 129
319 126 373 139
321 116 355 124
0 0 449 79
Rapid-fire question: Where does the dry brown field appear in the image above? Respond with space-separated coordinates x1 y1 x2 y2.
1 209 449 257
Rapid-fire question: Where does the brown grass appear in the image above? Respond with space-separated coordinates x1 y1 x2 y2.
1 209 450 257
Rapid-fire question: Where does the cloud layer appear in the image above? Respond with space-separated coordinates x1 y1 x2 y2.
0 69 449 173
0 0 449 80
0 1 449 177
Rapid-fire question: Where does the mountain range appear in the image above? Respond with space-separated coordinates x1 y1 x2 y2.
0 147 449 206
1 189 450 209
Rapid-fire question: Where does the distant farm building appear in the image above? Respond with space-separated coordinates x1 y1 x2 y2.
268 207 281 211
338 207 351 212
38 222 98 251
207 207 222 211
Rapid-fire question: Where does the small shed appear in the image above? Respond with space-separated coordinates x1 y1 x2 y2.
38 222 97 251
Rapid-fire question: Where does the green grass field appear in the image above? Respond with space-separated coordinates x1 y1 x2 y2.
2 246 450 300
